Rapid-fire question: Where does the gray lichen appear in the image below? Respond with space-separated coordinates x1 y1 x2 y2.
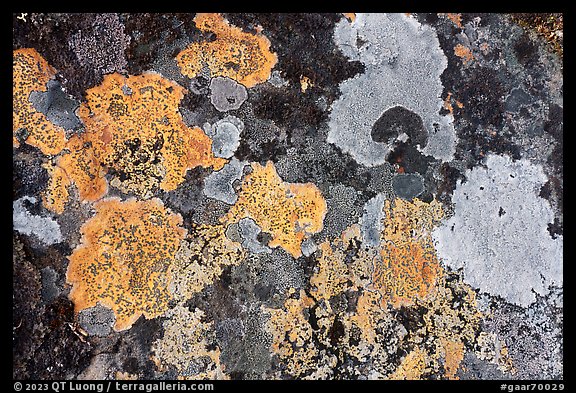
40 266 61 303
78 303 116 337
392 173 425 200
13 196 63 246
359 193 386 247
209 77 248 112
68 13 130 75
433 153 563 306
238 218 272 254
203 116 244 159
329 13 456 166
203 158 247 205
29 80 82 134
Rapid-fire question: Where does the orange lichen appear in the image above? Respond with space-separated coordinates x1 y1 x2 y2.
46 72 225 208
454 44 475 65
299 75 314 93
77 72 226 193
13 48 67 156
224 161 327 258
176 13 277 88
310 241 349 302
42 162 71 214
66 197 186 331
389 348 428 380
443 13 463 29
342 13 356 22
372 198 444 309
440 338 464 380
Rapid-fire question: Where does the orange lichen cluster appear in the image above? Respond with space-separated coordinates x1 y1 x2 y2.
372 198 444 309
44 72 226 211
443 92 464 115
454 44 475 65
43 133 107 214
13 48 67 155
176 13 277 88
77 72 226 192
441 13 463 29
224 161 327 258
66 197 186 331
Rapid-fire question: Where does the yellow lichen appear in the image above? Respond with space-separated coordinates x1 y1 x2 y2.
454 44 475 65
372 198 444 308
152 305 228 380
475 332 516 374
300 75 314 93
388 348 428 380
265 289 335 379
170 223 245 302
66 197 186 331
115 372 138 380
224 161 327 258
13 48 67 156
349 289 389 345
176 13 277 88
310 241 349 302
42 162 71 214
440 338 464 380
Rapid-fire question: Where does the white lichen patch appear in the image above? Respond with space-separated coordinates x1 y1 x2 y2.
13 196 63 245
203 116 244 159
329 13 456 166
433 154 563 307
203 158 247 205
359 193 386 247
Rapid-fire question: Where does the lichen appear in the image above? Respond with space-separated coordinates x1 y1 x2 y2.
66 197 186 331
13 48 67 156
176 13 277 88
454 43 475 65
42 162 71 214
329 13 456 165
309 241 349 302
433 153 563 306
209 77 248 112
78 72 226 193
203 158 247 205
13 196 64 245
372 198 444 308
264 290 335 379
224 161 327 258
152 305 227 379
388 348 428 380
170 223 245 302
